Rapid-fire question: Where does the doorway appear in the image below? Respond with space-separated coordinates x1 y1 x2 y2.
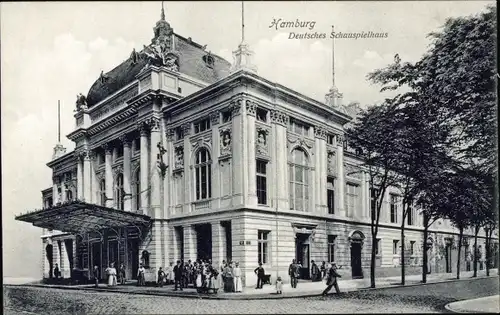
127 238 139 280
46 244 54 278
445 244 452 273
91 242 102 278
222 221 232 261
108 240 119 266
295 233 310 279
350 242 363 278
64 240 74 278
195 224 212 261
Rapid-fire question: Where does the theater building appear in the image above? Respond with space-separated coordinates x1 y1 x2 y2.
16 5 498 286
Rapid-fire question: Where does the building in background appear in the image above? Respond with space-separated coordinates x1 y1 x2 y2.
17 4 498 286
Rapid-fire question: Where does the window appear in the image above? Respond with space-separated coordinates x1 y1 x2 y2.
289 148 309 211
256 160 268 205
141 250 150 268
327 177 335 214
99 152 105 164
328 235 336 262
410 241 416 255
175 127 183 141
390 194 398 223
258 230 270 264
99 179 106 206
115 173 124 210
134 169 141 210
375 238 381 256
327 135 335 145
134 138 140 152
289 119 309 136
116 145 124 159
194 118 210 134
256 108 268 122
222 110 232 123
407 204 414 226
345 184 358 216
195 148 212 200
370 188 378 219
393 240 399 255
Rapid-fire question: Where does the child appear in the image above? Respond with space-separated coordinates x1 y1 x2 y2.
276 276 283 294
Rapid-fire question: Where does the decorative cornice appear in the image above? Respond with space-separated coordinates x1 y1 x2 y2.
166 128 175 141
246 100 256 116
182 123 191 136
271 110 289 126
210 112 220 125
231 99 242 117
287 134 314 150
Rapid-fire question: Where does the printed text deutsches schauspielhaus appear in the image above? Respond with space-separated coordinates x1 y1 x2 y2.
289 31 388 40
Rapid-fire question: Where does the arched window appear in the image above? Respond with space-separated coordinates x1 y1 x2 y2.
99 179 106 206
134 169 141 210
289 148 309 211
115 173 124 210
195 148 212 200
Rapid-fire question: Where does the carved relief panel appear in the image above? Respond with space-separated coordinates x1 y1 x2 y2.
327 150 336 175
219 127 232 157
256 126 270 157
174 146 184 170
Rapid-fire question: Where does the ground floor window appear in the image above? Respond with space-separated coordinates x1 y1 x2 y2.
328 235 336 262
258 230 270 264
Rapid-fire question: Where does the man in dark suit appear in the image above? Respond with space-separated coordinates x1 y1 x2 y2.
322 262 342 295
92 265 100 288
173 260 184 291
254 262 265 289
288 259 299 288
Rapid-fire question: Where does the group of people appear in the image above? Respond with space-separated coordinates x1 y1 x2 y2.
92 262 127 287
153 259 244 294
284 259 342 295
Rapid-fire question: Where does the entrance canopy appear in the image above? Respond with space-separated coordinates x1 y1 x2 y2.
16 200 151 234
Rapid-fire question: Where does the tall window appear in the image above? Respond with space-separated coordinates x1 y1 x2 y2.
410 241 416 255
195 148 212 200
328 235 336 262
115 173 124 210
258 230 270 264
134 169 141 210
256 160 267 205
175 127 184 140
327 177 335 214
390 194 398 223
345 184 358 216
194 118 210 134
289 119 309 136
289 148 309 211
222 110 232 123
327 135 335 145
99 179 106 206
393 240 399 255
407 203 414 225
256 108 268 122
375 238 381 256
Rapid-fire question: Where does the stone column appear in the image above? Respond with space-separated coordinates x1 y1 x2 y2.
321 140 328 211
231 100 244 206
246 100 258 206
314 133 322 213
121 135 132 211
76 155 83 200
182 123 191 213
336 134 346 217
271 110 289 210
149 117 162 218
210 112 220 207
103 143 114 208
83 150 92 202
183 225 197 262
139 123 150 215
212 221 225 264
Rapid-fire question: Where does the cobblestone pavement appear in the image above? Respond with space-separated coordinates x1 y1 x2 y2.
4 277 498 314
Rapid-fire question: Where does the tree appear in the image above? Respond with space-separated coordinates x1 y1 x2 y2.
346 103 405 288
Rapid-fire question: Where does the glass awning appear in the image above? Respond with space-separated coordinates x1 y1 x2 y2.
15 200 151 234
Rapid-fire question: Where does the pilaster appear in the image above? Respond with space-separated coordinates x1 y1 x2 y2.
231 100 244 206
183 225 197 262
120 135 132 211
83 150 92 202
148 117 162 218
182 123 192 213
336 134 346 217
103 143 114 208
246 100 258 206
76 155 83 199
139 123 150 215
211 112 221 207
211 221 225 265
271 109 289 211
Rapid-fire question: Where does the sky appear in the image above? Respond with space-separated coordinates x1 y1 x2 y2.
1 1 494 279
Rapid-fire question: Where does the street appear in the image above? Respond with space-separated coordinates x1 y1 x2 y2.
3 277 498 314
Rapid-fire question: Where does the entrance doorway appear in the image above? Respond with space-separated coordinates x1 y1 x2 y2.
127 238 139 280
195 224 212 261
64 240 74 278
445 244 452 273
295 233 310 279
46 244 54 278
108 240 119 266
91 242 102 278
349 230 365 279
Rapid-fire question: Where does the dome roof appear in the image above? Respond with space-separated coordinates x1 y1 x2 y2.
86 34 231 107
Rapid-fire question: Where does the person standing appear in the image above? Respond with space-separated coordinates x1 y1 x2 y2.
165 262 174 285
254 262 265 289
320 261 327 279
288 259 299 288
105 262 117 287
137 263 146 286
157 267 165 287
92 265 100 288
53 263 60 280
118 263 126 285
322 262 342 296
233 262 243 293
311 260 320 282
173 260 184 291
223 262 234 292
275 276 283 294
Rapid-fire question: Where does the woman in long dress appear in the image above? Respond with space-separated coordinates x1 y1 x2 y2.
210 265 220 293
223 262 235 292
233 262 243 293
165 262 174 285
137 263 146 286
218 261 226 289
106 262 117 286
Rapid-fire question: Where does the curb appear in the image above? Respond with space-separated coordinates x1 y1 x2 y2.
6 274 498 301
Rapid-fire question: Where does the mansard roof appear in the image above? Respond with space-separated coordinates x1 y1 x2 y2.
86 34 231 107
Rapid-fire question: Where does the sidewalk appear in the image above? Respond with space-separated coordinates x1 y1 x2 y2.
445 295 500 313
12 269 498 300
